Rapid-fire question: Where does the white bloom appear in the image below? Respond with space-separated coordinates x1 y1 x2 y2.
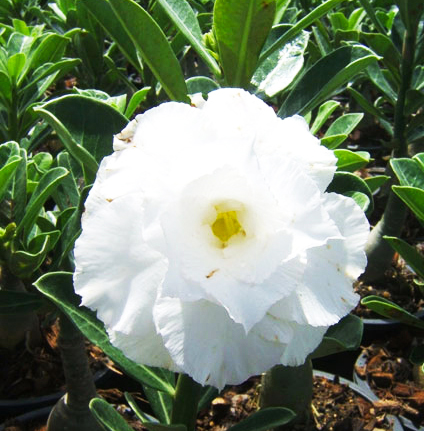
73 88 369 389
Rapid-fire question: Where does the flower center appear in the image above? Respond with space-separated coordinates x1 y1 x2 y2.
211 209 244 244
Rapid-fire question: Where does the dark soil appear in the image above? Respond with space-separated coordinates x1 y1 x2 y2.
0 317 109 400
354 329 424 428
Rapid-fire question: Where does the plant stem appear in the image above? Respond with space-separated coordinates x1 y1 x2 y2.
47 312 103 431
171 373 202 431
363 24 417 282
259 359 313 430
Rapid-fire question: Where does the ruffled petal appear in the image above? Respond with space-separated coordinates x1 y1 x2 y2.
154 298 285 389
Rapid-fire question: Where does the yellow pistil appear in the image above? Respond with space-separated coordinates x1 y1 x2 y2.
211 210 243 244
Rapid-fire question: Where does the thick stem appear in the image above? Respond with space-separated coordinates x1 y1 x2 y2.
363 25 417 281
47 313 103 431
363 191 407 281
259 359 313 430
171 373 202 431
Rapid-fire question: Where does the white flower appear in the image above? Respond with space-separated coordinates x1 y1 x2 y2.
73 88 369 389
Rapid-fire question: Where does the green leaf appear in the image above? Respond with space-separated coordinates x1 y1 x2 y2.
33 107 98 184
226 407 295 431
347 86 387 120
310 100 340 135
361 32 400 81
364 175 390 193
251 28 309 98
90 398 135 431
384 235 424 280
7 52 26 80
82 0 141 73
9 235 52 278
186 76 219 95
278 45 379 118
334 149 370 172
0 291 44 314
325 113 363 137
156 0 220 77
124 392 155 424
125 87 151 118
0 70 12 102
259 0 343 63
393 185 424 221
20 33 69 83
0 155 21 202
34 272 176 395
344 191 370 212
326 171 373 214
15 167 69 237
390 157 424 188
213 0 276 88
311 314 363 359
361 295 424 329
39 95 128 163
108 0 189 102
143 385 172 424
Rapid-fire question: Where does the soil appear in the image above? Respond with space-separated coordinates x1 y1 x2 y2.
0 317 109 400
354 328 424 428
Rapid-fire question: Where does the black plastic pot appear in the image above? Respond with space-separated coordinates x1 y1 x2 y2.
0 367 111 422
361 309 424 344
353 350 424 431
0 405 52 431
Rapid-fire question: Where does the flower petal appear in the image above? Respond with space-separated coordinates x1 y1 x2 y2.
154 297 285 389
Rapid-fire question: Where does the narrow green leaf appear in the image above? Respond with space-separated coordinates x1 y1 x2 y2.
310 100 340 135
259 0 343 63
384 236 424 280
125 87 151 118
361 295 424 329
0 70 12 103
16 167 68 237
393 185 424 221
0 291 44 314
325 113 363 137
279 45 379 117
347 86 387 120
364 175 390 193
39 95 127 163
90 398 135 431
143 385 172 424
156 0 220 77
227 407 295 431
186 76 219 95
33 107 98 183
320 134 348 150
108 0 189 102
7 52 26 80
213 0 276 88
335 149 370 172
143 424 187 431
311 314 363 359
34 272 176 395
0 156 21 202
124 392 155 424
20 33 69 84
252 28 309 97
83 0 141 73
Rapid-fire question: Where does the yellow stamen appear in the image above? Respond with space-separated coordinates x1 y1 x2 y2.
211 210 243 243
